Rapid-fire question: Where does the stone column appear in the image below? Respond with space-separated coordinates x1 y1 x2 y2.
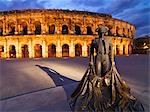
5 23 9 35
56 38 62 57
4 39 8 58
18 41 22 58
16 39 19 58
113 39 116 55
15 20 19 35
42 40 47 58
45 44 48 58
28 18 34 35
6 44 9 58
28 39 33 58
70 25 74 34
69 39 75 57
82 41 88 57
3 21 6 35
82 25 86 35
18 24 21 35
55 20 61 34
41 22 47 35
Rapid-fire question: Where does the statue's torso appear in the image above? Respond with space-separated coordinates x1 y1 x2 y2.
91 38 112 76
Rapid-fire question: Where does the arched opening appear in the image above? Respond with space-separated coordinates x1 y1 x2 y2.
123 28 126 37
9 45 16 58
8 23 15 35
21 45 29 58
62 44 69 57
87 26 93 35
123 45 125 55
62 25 68 34
116 26 120 37
75 44 82 56
48 44 56 57
34 22 41 35
49 25 55 34
0 45 4 58
21 22 28 35
116 45 119 55
75 25 81 35
34 44 42 58
0 26 3 36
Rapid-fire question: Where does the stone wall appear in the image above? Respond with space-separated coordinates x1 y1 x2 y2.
0 9 135 58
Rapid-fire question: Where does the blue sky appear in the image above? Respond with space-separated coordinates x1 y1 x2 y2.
0 0 149 37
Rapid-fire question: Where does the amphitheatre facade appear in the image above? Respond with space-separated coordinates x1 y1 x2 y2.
0 9 135 58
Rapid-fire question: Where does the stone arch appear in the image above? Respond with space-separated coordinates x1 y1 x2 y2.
8 22 15 35
48 44 56 57
62 44 69 57
9 45 16 58
75 44 82 56
86 26 93 35
0 45 4 58
48 24 55 34
34 44 42 58
75 25 81 35
20 22 28 35
0 21 3 36
34 21 41 35
62 25 68 34
21 44 29 58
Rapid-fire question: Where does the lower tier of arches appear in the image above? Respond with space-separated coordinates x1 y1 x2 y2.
0 35 133 58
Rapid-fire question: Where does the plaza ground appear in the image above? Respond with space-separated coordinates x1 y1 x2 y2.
0 54 149 111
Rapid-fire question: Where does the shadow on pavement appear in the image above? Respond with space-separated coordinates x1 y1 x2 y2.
35 65 79 98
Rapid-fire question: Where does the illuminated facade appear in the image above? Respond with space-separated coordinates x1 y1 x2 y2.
0 9 135 58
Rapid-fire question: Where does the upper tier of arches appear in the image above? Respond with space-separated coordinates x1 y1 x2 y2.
0 9 135 38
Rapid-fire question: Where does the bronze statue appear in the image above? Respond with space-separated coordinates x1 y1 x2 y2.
70 26 144 112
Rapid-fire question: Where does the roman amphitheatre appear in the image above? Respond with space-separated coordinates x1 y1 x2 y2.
0 9 135 58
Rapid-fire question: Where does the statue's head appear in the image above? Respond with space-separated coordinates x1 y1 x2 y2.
96 25 109 38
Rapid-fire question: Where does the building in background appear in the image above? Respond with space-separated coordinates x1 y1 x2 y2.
133 35 150 54
0 9 135 58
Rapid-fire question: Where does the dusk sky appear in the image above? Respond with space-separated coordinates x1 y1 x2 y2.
0 0 149 38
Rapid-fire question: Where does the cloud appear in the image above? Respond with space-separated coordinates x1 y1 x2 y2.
71 0 106 7
0 0 49 11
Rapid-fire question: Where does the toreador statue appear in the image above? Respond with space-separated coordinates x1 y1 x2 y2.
70 26 144 112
